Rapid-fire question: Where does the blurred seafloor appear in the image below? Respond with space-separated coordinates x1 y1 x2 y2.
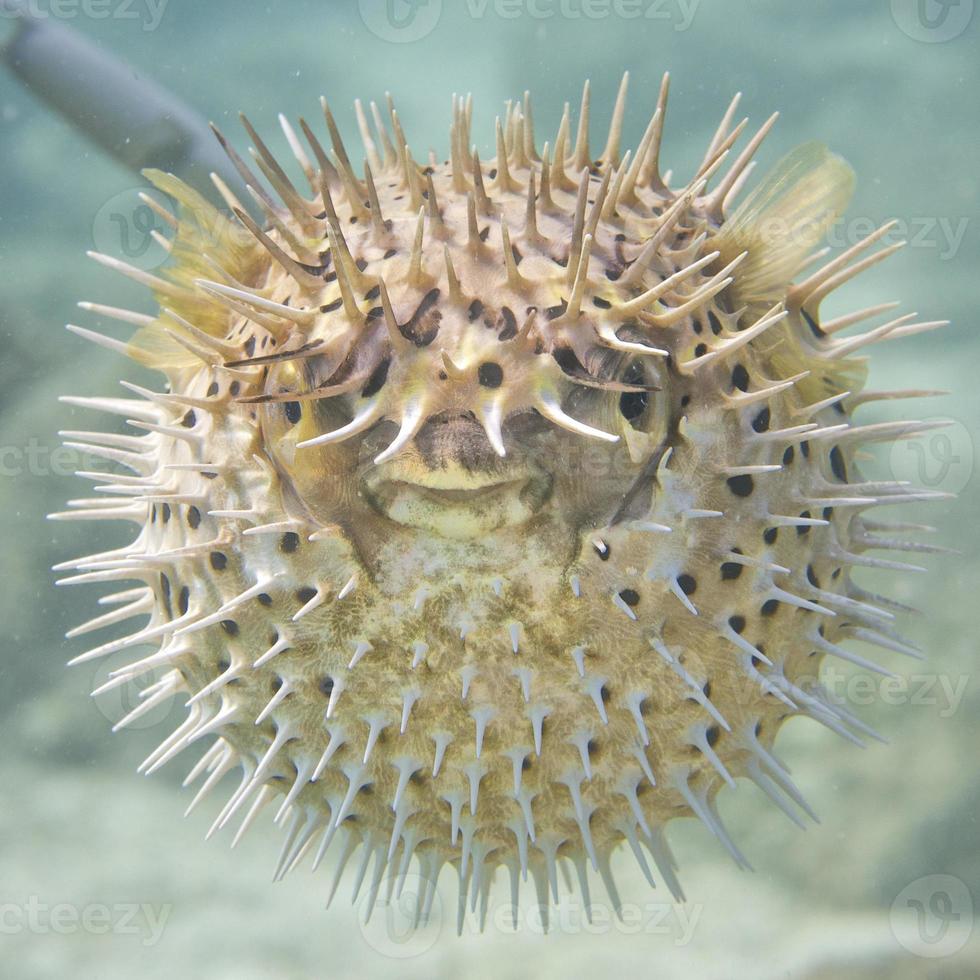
0 1 978 977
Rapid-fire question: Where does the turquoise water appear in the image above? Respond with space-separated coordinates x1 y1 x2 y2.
1 1 977 977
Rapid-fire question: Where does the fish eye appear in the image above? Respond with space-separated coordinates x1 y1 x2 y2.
618 360 651 428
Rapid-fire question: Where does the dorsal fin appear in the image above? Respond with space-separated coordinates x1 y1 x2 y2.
715 142 855 312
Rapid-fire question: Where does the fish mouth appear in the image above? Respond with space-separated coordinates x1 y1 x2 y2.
388 480 524 503
357 413 554 538
360 458 553 538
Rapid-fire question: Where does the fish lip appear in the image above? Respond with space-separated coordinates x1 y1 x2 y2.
364 466 527 493
360 446 540 494
376 477 527 502
358 466 554 534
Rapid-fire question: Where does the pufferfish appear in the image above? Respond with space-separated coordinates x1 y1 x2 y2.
54 73 947 929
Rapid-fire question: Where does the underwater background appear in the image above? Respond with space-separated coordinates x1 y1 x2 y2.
0 1 977 976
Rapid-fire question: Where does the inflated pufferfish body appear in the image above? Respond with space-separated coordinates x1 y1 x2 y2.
56 74 946 926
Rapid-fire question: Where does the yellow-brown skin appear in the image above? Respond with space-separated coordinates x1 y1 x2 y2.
58 79 941 919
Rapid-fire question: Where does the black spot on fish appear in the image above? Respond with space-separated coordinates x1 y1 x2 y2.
498 307 518 340
727 474 754 497
399 289 442 347
802 308 826 338
478 362 504 388
545 300 568 321
362 358 391 398
829 446 848 482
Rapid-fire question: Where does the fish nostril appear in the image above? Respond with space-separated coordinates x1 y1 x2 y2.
407 412 512 471
430 410 479 426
